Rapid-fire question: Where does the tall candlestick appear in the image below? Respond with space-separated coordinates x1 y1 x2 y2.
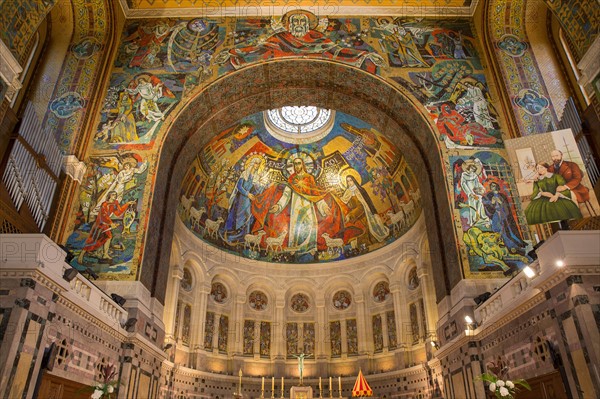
338 376 342 398
272 377 275 398
262 377 265 390
319 376 323 398
281 377 284 398
329 377 333 398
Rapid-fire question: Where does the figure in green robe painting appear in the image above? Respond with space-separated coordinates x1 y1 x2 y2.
524 162 582 224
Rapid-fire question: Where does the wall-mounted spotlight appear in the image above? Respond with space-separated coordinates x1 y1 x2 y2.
59 245 75 263
82 267 99 280
465 315 478 329
430 341 440 350
163 343 173 351
523 266 536 278
526 240 545 260
121 318 137 331
111 293 126 307
555 259 565 267
62 268 79 282
474 292 491 306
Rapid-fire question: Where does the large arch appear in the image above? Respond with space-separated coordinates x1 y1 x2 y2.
142 59 461 305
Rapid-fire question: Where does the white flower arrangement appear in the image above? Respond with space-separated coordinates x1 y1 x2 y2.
478 373 530 399
82 364 120 399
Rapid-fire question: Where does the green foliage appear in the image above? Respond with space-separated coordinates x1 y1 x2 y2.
476 372 531 399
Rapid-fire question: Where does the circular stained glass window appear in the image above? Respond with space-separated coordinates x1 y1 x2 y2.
333 290 352 310
290 293 310 313
248 290 268 311
265 106 335 144
210 282 228 303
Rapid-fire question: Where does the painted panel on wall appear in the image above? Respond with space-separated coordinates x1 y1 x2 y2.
505 129 599 225
450 151 532 275
66 154 149 276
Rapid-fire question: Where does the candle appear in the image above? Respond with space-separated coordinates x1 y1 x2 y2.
338 376 341 394
282 377 284 392
329 377 332 392
262 377 265 391
272 377 275 392
319 377 322 390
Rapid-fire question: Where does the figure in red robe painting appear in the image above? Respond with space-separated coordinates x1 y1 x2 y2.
78 191 136 264
216 10 384 74
436 103 497 146
251 155 344 255
548 149 590 204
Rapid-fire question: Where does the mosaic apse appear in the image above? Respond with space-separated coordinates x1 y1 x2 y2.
179 110 421 264
66 11 525 278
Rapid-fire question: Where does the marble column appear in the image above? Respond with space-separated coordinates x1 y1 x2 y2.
316 299 326 358
190 282 210 367
417 259 438 339
354 294 370 354
164 266 183 340
274 299 285 359
234 294 246 356
391 284 408 346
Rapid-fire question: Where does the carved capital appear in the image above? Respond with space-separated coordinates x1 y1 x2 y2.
0 39 23 101
63 155 87 183
577 35 600 94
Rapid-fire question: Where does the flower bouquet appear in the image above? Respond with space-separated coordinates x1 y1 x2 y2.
86 364 120 399
478 372 531 399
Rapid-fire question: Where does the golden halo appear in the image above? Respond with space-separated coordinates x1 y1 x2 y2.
463 159 482 176
122 157 138 168
281 9 318 30
135 74 152 83
286 152 315 175
243 153 266 171
340 168 362 188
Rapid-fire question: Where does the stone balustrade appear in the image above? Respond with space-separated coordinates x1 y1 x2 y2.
475 231 600 328
0 234 126 327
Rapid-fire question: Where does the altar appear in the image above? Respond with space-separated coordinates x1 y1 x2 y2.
290 386 313 399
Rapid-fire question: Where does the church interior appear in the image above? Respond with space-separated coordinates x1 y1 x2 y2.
0 0 599 398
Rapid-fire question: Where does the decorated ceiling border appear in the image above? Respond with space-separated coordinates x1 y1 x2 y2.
487 0 558 135
61 12 534 283
0 0 56 64
544 0 600 63
42 0 114 155
118 1 481 18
